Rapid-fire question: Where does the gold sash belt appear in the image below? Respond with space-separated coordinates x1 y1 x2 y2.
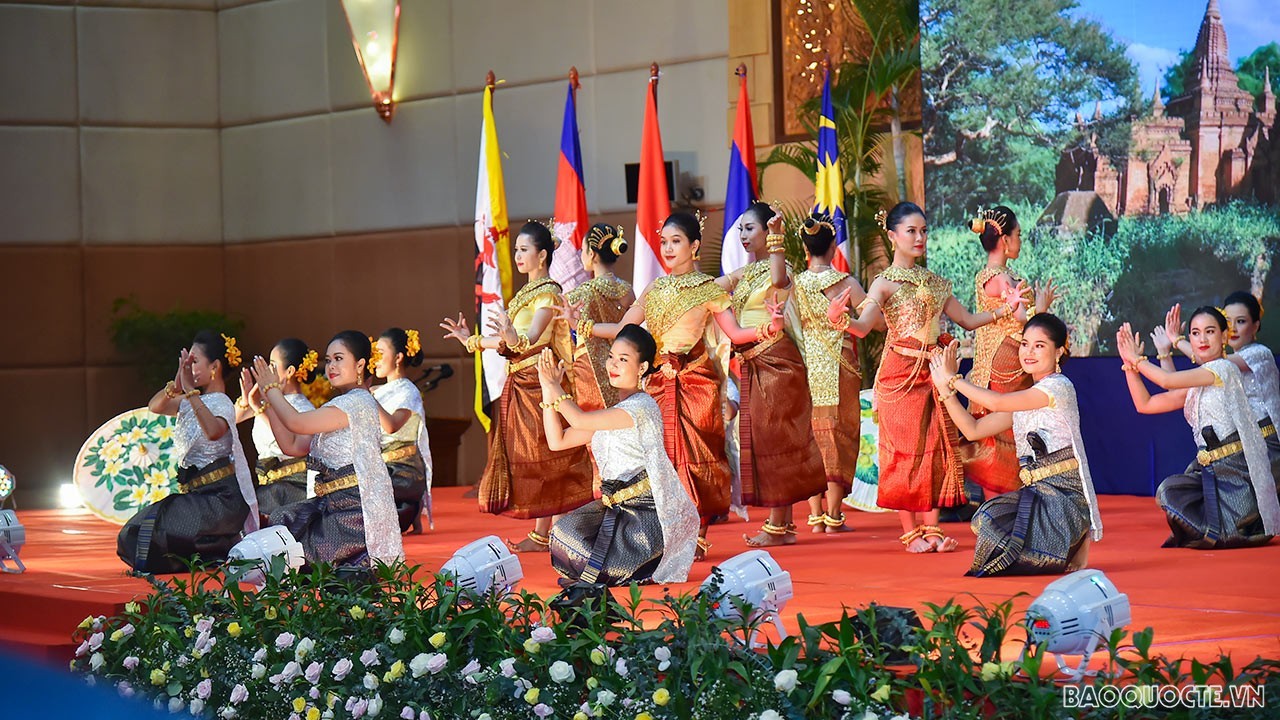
600 478 652 508
259 459 306 486
738 331 783 361
179 464 234 492
315 473 359 497
892 344 940 360
1018 457 1079 487
508 343 552 373
1263 423 1276 439
381 444 419 463
1197 441 1243 467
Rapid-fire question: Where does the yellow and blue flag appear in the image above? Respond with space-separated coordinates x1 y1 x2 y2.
813 65 848 271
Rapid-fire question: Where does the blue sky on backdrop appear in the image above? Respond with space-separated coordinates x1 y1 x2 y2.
1069 0 1280 99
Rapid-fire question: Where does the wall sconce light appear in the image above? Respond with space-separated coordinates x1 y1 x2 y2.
339 0 402 123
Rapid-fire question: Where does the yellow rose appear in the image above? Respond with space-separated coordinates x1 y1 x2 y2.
636 713 654 720
870 684 891 702
149 669 166 686
349 606 366 621
574 714 589 720
652 688 670 706
586 677 598 689
980 661 1001 681
110 629 124 642
589 649 605 665
524 687 540 705
124 602 140 614
78 616 94 630
201 668 209 679
389 660 406 680
326 693 339 709
306 708 321 720
265 606 278 620
429 631 447 649
292 698 306 713
183 627 193 638
523 638 541 654
227 622 242 638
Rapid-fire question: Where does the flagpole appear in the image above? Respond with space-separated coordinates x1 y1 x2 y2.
569 65 579 96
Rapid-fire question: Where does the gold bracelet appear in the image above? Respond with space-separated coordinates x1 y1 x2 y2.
767 246 786 255
938 387 958 402
1156 351 1172 361
464 334 482 354
755 322 779 343
539 392 572 411
829 312 851 332
262 382 281 393
577 318 594 342
183 389 201 399
947 374 962 391
254 400 270 415
236 396 249 410
164 381 181 399
510 334 532 355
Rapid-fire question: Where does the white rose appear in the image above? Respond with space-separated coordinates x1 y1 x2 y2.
832 689 852 706
295 637 315 660
189 699 205 716
89 652 105 671
250 663 266 680
409 654 431 679
220 707 237 719
548 660 575 684
499 658 517 678
614 659 629 677
388 628 405 645
367 695 383 717
168 697 185 714
773 668 798 693
596 690 616 707
364 672 379 690
759 711 783 720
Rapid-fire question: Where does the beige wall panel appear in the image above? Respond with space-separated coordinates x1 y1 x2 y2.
450 0 591 90
0 4 77 123
329 97 460 233
221 115 333 241
0 127 81 243
591 0 728 73
77 7 218 126
0 245 84 368
0 368 87 508
218 0 328 124
223 238 337 354
81 128 222 244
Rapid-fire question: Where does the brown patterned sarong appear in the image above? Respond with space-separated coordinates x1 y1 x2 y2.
875 337 965 512
812 338 862 489
572 346 608 414
477 347 595 519
962 335 1030 495
645 340 731 519
737 334 826 506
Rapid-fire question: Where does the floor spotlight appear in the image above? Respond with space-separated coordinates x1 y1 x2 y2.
0 509 26 574
440 535 522 598
58 482 83 510
1022 569 1131 682
227 526 305 587
0 465 14 509
700 549 793 646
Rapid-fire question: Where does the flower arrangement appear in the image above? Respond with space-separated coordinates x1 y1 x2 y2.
300 375 335 408
70 563 1280 720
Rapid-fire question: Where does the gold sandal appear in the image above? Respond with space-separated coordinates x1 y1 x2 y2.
822 511 853 532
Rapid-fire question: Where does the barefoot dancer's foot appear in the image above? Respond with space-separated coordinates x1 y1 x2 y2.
743 521 796 547
900 527 933 554
695 537 712 561
822 511 854 534
920 525 958 553
506 531 551 553
807 514 826 534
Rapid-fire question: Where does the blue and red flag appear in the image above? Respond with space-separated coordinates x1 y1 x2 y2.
720 65 758 276
813 64 848 271
550 73 590 290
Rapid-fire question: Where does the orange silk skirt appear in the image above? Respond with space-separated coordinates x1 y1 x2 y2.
963 335 1031 495
477 349 595 519
737 334 826 507
645 340 731 519
874 337 965 512
812 339 862 489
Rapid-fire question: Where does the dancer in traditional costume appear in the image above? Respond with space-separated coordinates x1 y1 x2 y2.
565 224 635 411
715 203 825 546
236 338 317 521
544 325 699 586
251 331 403 567
372 328 433 534
1161 294 1280 489
441 222 594 552
963 207 1055 497
929 314 1102 576
118 331 258 573
790 214 871 534
567 212 774 559
828 202 1025 553
1118 309 1279 548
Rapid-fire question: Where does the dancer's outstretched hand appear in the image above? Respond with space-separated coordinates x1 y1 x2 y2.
536 348 565 391
1164 303 1184 347
1035 278 1057 313
440 313 470 344
552 298 584 325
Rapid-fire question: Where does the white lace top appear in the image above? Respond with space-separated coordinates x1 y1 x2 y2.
1015 374 1103 540
176 392 259 533
1236 343 1280 425
252 393 313 460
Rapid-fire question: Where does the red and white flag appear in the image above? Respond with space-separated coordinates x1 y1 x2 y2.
632 65 671 294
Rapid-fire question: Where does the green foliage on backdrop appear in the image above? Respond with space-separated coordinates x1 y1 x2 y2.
110 297 246 388
928 203 1280 354
921 0 1139 223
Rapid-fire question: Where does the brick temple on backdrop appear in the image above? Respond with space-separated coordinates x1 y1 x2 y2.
1056 0 1279 215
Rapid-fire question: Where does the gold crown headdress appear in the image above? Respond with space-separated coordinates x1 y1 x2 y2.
530 218 561 249
804 213 837 237
295 349 318 383
874 209 888 231
693 209 707 236
969 207 1011 236
405 329 421 357
586 224 627 256
221 334 242 368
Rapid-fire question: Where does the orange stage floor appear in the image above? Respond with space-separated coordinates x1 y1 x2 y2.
3 489 1279 669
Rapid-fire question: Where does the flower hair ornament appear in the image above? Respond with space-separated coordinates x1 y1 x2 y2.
693 209 708 236
969 207 1010 236
295 349 319 383
405 329 421 357
874 209 888 231
221 334 242 368
368 336 384 368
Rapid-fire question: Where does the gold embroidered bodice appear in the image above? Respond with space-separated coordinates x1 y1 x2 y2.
643 271 731 356
566 275 633 406
507 276 572 362
877 265 951 345
795 268 859 407
971 265 1031 389
730 261 787 328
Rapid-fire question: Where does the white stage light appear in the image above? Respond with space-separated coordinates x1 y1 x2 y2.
227 526 305 587
58 482 83 510
440 535 523 597
700 549 793 645
0 509 26 574
1022 569 1131 682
